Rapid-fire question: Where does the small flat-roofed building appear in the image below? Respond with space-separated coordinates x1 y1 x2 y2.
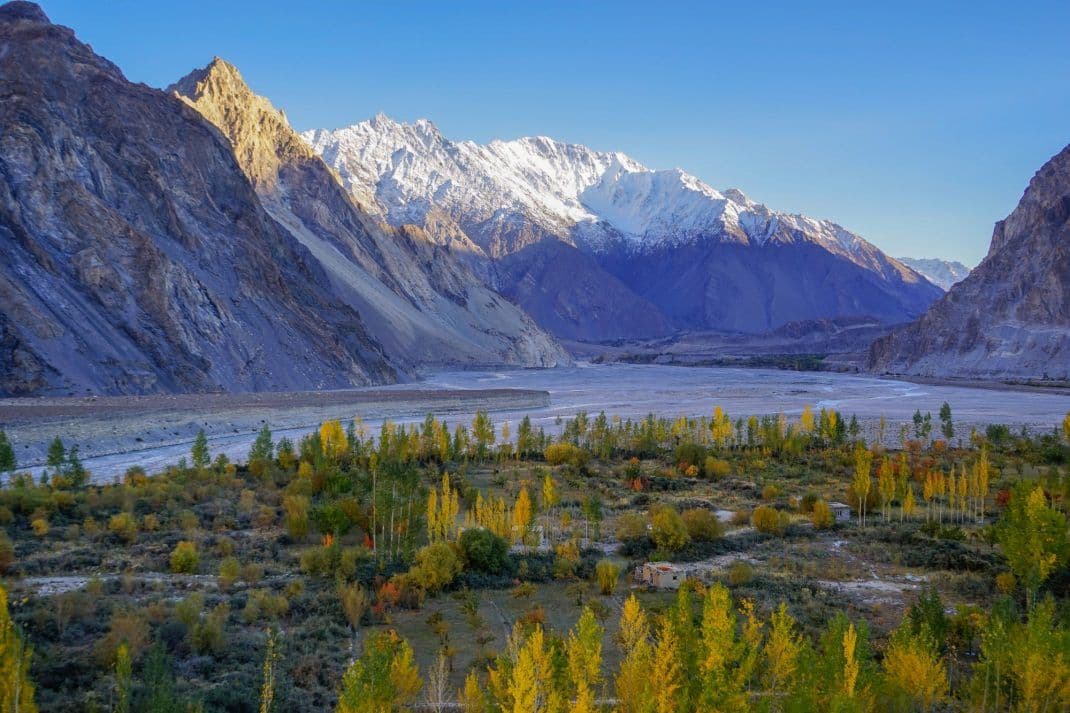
828 502 853 522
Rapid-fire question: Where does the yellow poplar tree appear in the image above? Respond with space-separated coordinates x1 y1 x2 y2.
512 487 533 546
878 458 896 522
651 619 684 713
881 628 946 710
615 594 654 713
320 419 348 460
566 608 603 713
0 585 37 713
842 623 859 700
763 603 804 698
460 671 488 713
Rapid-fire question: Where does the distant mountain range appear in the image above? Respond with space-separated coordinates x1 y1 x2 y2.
871 146 1070 381
305 117 943 341
895 258 971 291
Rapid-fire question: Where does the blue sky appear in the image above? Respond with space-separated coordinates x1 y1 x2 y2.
40 1 1070 265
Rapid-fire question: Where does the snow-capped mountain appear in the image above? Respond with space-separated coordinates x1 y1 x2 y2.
304 116 942 341
895 257 971 291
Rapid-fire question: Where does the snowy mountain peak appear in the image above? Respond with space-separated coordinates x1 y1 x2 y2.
302 115 922 275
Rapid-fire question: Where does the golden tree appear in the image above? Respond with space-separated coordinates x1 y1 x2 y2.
0 584 39 713
320 419 349 460
511 487 533 546
881 628 947 710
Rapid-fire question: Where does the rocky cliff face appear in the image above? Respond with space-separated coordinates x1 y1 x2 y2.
170 59 568 369
306 116 942 340
0 2 399 395
869 145 1070 380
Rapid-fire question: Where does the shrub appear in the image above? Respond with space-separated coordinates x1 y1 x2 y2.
177 510 200 533
218 556 240 590
810 500 834 530
761 484 780 501
544 443 587 468
727 560 754 586
409 542 462 593
169 541 200 574
704 457 731 479
142 514 160 532
799 491 820 513
595 559 620 595
338 582 370 629
751 505 789 536
282 495 310 539
650 505 690 552
682 508 723 542
31 518 49 537
192 603 229 655
460 527 509 574
731 509 752 526
674 443 707 470
108 512 138 543
995 572 1016 595
615 512 648 543
553 540 581 579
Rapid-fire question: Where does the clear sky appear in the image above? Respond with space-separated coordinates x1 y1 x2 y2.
39 0 1070 266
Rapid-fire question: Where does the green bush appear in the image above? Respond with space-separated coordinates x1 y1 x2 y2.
460 527 509 574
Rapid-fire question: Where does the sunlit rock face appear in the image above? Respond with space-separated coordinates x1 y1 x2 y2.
870 145 1070 380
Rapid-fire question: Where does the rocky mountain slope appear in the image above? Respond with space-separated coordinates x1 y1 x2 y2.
0 2 404 396
870 145 1070 380
305 116 942 340
896 257 971 291
170 59 567 370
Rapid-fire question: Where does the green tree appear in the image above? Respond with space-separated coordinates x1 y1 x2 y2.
191 430 210 471
996 482 1070 608
0 431 15 475
46 436 66 476
459 528 509 574
471 411 495 461
249 424 274 464
143 645 182 713
938 402 954 442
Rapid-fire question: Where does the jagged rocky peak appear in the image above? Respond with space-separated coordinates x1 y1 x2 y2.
170 58 316 190
869 143 1070 380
